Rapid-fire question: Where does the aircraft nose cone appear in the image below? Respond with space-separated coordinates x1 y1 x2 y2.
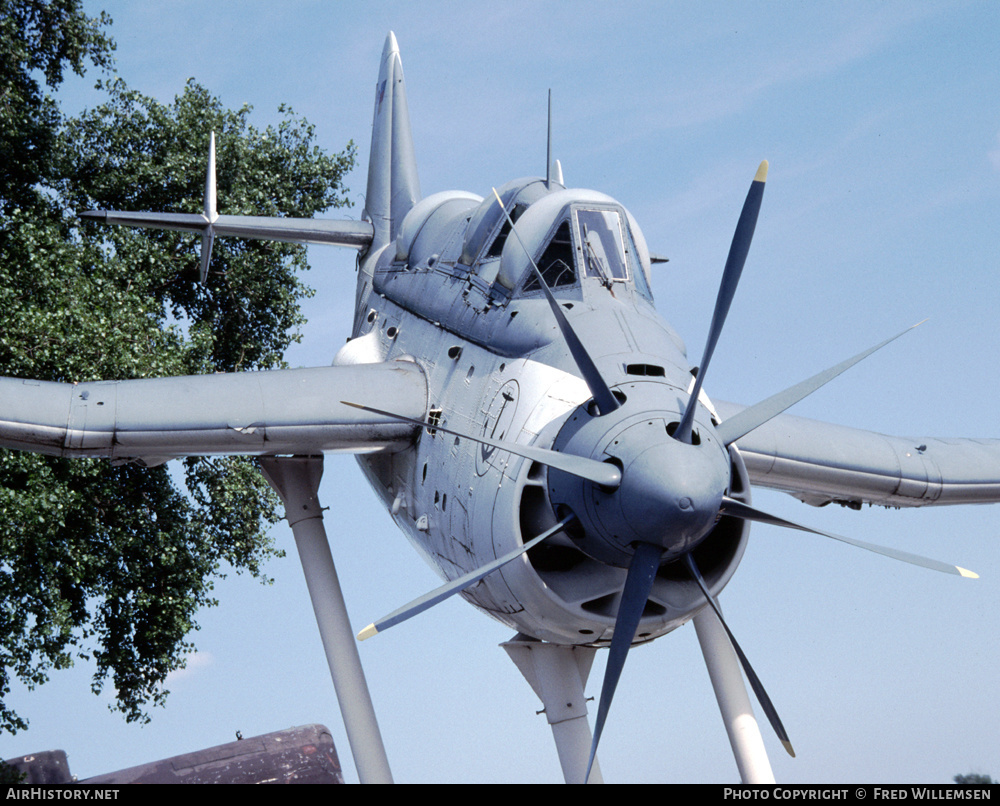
619 440 726 557
549 400 734 569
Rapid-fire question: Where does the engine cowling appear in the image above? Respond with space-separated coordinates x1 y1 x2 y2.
495 380 752 645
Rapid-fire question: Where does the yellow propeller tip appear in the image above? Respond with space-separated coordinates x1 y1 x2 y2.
755 160 769 183
357 623 379 641
958 567 979 579
781 740 796 758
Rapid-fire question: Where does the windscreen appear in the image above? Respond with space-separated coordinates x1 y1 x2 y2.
577 209 629 282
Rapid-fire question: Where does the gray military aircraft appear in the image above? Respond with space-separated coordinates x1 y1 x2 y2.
1 32 995 784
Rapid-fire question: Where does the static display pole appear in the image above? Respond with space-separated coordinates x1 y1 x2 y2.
259 456 393 784
503 636 604 784
694 606 774 784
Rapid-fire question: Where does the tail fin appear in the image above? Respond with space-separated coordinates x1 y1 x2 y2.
199 131 219 282
363 32 421 252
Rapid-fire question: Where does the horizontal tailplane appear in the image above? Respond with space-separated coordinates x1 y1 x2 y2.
80 130 373 283
79 209 373 249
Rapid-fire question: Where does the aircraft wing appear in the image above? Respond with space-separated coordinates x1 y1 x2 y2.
715 399 1000 508
0 361 426 466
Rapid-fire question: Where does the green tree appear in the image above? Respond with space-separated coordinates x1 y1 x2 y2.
953 774 994 785
0 0 114 215
0 759 26 784
0 1 357 734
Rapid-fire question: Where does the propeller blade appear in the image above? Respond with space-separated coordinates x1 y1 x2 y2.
585 541 663 783
715 321 924 446
684 552 794 757
491 188 621 416
357 513 575 640
720 496 977 578
675 161 768 444
341 401 621 488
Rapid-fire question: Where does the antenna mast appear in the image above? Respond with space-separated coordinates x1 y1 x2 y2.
546 89 552 187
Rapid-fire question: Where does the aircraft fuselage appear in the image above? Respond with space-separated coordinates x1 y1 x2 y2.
341 182 752 645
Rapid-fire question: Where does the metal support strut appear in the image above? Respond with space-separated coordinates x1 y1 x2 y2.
503 634 604 784
259 456 393 784
694 606 775 784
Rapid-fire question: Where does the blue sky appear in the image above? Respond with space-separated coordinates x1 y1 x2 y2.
5 0 999 784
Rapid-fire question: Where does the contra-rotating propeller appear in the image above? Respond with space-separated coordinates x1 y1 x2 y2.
349 164 976 783
580 161 783 781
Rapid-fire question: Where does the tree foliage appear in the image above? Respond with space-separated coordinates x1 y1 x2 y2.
0 1 357 733
0 0 114 215
953 773 994 785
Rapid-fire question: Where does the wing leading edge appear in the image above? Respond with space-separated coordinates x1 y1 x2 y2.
0 361 426 466
716 399 1000 508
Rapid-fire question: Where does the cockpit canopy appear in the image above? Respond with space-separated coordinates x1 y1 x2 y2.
396 190 482 265
389 178 654 303
459 177 557 268
494 188 653 300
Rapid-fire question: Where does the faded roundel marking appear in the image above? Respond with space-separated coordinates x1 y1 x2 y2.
476 380 520 477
